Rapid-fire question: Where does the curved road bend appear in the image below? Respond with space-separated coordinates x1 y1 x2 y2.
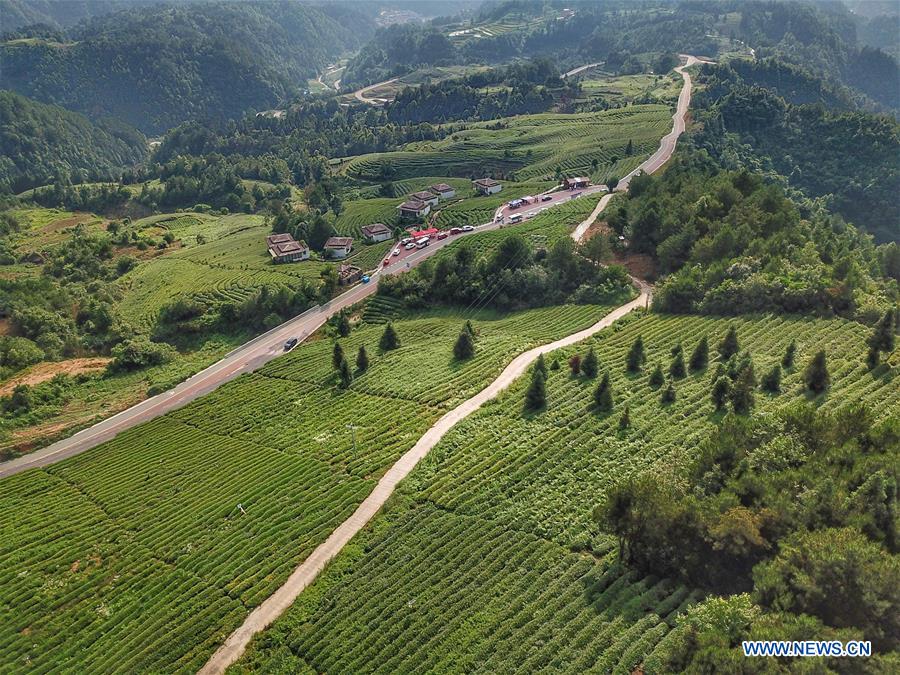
353 77 399 104
201 55 698 674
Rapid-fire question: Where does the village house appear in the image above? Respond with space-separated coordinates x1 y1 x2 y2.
361 223 393 243
564 177 591 190
324 236 353 259
473 178 502 195
266 233 309 263
338 263 362 285
397 199 431 219
429 183 456 200
410 190 440 208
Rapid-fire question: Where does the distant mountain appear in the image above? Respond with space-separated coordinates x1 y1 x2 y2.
0 90 147 193
1 1 376 134
0 0 139 32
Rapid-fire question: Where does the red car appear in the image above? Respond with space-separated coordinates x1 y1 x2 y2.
450 227 462 235
383 258 391 266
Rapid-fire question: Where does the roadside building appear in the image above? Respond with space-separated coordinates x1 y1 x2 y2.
397 199 431 219
361 223 393 243
473 178 502 195
564 177 590 189
338 263 362 285
429 183 456 199
410 190 440 207
324 236 354 259
266 233 310 263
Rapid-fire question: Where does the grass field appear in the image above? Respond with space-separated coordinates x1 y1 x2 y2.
0 303 618 672
578 71 684 105
344 105 672 184
233 312 898 673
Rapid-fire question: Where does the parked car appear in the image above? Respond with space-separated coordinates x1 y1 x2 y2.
392 247 401 256
400 237 413 245
361 275 370 283
450 227 462 235
437 232 448 240
283 337 298 352
461 225 475 232
541 194 553 202
383 258 391 266
404 242 416 250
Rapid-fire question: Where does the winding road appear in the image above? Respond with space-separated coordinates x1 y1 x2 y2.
199 54 700 674
352 77 399 104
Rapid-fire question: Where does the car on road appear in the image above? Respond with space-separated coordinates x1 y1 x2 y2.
404 242 416 250
392 247 401 256
283 337 298 352
383 258 391 266
400 237 413 245
509 214 523 224
361 275 370 283
570 192 582 199
450 227 462 235
461 225 475 232
541 194 553 202
437 232 448 240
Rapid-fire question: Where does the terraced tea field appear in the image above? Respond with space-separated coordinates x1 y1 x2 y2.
234 313 898 673
345 105 672 183
0 304 616 672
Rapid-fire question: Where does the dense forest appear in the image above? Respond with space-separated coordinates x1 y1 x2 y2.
0 90 147 193
1 1 375 133
693 61 900 242
603 148 896 321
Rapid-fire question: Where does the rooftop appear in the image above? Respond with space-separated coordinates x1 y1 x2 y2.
362 223 392 236
325 236 354 248
473 178 500 187
430 183 453 192
397 199 427 211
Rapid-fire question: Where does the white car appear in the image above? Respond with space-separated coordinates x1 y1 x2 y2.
404 242 416 250
392 247 401 256
461 225 475 232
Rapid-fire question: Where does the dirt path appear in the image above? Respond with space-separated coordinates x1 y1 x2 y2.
200 55 698 674
0 358 111 396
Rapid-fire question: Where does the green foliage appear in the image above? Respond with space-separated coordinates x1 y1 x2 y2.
332 342 344 371
453 324 475 360
781 339 797 369
0 336 44 377
711 375 731 412
761 364 781 393
593 372 613 412
669 346 686 379
804 350 830 394
338 357 353 389
581 346 598 378
689 335 708 372
355 345 369 373
379 322 399 351
718 326 740 361
568 353 581 376
107 338 175 374
867 308 896 367
618 404 631 430
648 362 664 389
625 335 646 373
660 380 676 404
730 358 757 415
524 364 546 411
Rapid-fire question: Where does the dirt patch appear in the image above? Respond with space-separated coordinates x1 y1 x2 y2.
583 220 657 281
40 213 95 234
0 318 10 335
0 357 111 396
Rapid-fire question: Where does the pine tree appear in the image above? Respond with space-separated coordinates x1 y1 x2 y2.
356 344 369 372
582 347 598 378
626 335 646 373
338 357 353 389
453 326 475 360
550 357 560 371
804 350 830 394
594 372 613 412
711 375 731 411
718 325 740 361
525 367 546 410
569 354 582 376
866 345 880 370
332 341 344 370
661 380 676 403
464 319 476 337
689 336 709 371
670 349 686 379
336 311 351 337
535 353 548 378
761 364 781 393
379 322 399 351
731 362 756 414
618 405 631 430
866 309 896 368
781 339 797 369
648 362 664 388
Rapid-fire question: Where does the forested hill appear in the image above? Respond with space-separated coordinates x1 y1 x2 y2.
1 1 375 134
0 90 147 194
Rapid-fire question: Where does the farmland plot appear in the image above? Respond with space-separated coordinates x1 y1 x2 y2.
234 313 898 673
0 304 615 672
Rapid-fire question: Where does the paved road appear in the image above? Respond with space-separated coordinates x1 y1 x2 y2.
563 62 601 78
353 77 398 104
200 55 697 673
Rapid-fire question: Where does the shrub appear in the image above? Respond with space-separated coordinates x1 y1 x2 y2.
594 372 613 412
582 347 598 378
453 326 475 360
108 338 175 373
689 336 709 371
380 322 400 351
626 335 646 373
719 325 740 361
649 363 664 388
524 367 546 410
781 339 797 369
761 364 781 393
356 345 369 372
804 350 830 394
661 380 677 403
569 354 581 375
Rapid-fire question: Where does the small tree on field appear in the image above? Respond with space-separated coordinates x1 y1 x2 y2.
594 372 613 412
670 349 686 379
805 350 830 394
730 361 756 414
525 367 546 411
453 325 475 360
332 341 344 370
626 335 646 373
689 336 709 371
761 364 781 393
379 322 400 351
550 357 560 371
711 375 731 411
336 311 351 337
618 405 631 430
661 380 676 404
569 354 581 376
866 309 896 368
718 325 740 361
582 347 598 378
781 339 797 369
648 362 664 388
338 357 353 389
356 345 369 372
535 353 548 378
